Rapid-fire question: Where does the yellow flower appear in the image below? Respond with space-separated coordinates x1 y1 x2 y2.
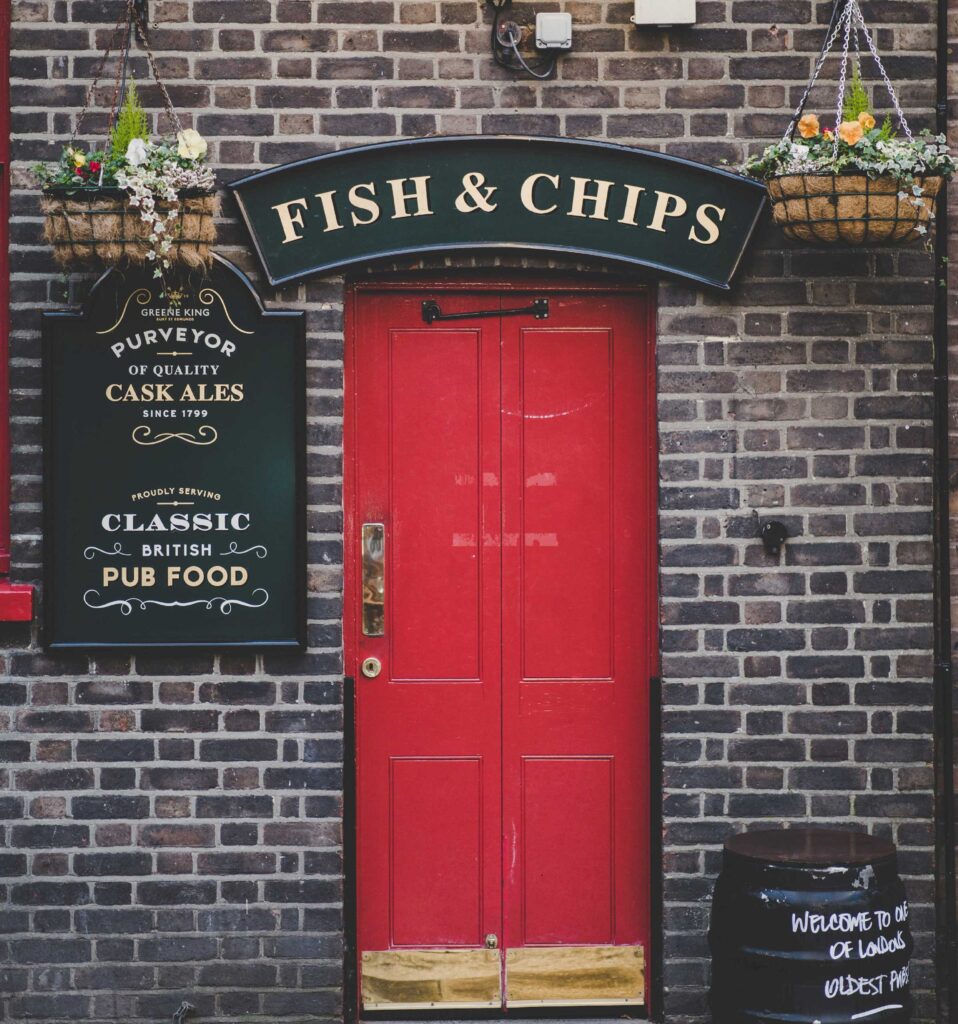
838 120 864 146
857 111 876 131
176 128 208 161
798 114 820 139
70 149 86 167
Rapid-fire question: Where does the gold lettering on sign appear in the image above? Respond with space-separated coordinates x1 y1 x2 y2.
520 173 560 215
618 184 646 226
261 167 730 252
648 190 688 232
348 182 381 226
689 203 726 245
271 197 309 243
315 190 344 232
106 383 244 403
454 172 499 214
568 177 614 221
386 176 433 219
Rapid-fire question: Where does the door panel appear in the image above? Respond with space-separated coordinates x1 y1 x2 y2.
353 293 503 968
349 284 655 1011
389 327 484 680
502 296 651 964
517 328 614 682
390 757 484 946
520 756 615 944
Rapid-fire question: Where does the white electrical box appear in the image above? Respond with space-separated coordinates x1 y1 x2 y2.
535 12 573 50
631 0 696 26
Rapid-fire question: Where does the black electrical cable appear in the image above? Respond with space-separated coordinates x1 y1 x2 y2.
487 0 556 79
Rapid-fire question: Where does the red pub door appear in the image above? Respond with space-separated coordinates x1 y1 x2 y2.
346 280 657 1012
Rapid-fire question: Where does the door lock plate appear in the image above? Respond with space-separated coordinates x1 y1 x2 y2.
361 656 382 678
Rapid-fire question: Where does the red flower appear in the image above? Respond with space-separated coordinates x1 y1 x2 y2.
89 160 101 172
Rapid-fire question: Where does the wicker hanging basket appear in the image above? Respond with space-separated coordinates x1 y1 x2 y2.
767 173 941 245
41 188 219 270
755 0 947 247
39 0 217 271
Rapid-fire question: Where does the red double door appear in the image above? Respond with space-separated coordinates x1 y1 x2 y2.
346 281 657 1011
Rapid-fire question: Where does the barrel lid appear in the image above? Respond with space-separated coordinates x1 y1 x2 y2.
725 828 896 867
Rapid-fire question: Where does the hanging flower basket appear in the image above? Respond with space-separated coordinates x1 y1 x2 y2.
743 0 954 247
33 0 217 276
767 173 942 245
41 188 218 271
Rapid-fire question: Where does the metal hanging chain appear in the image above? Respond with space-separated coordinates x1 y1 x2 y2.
781 0 851 143
130 0 183 135
853 4 912 140
71 0 182 151
70 5 131 145
107 4 136 136
832 0 913 156
831 0 855 158
781 0 913 147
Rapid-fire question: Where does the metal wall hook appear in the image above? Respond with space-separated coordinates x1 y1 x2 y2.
760 520 788 557
172 1002 194 1024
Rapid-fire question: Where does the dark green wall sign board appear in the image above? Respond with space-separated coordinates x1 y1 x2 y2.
230 135 766 291
43 255 306 649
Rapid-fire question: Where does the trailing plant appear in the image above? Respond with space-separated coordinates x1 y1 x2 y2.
32 0 218 281
743 114 954 186
34 129 214 274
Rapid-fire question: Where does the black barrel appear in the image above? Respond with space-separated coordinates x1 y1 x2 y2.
708 828 912 1024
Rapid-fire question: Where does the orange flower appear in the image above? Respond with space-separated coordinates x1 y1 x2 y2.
838 120 864 145
857 111 876 131
798 113 820 138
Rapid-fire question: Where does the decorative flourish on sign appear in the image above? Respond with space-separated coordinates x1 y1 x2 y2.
84 543 131 560
131 425 218 446
82 588 270 615
850 1006 904 1020
219 542 268 558
95 288 152 335
198 288 255 335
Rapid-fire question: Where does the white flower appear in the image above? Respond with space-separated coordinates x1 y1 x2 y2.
897 190 908 200
912 184 924 196
126 138 150 167
916 225 927 235
177 128 208 161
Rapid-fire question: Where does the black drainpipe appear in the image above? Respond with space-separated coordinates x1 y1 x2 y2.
932 0 956 1014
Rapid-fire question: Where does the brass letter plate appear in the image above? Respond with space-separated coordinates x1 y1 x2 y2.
361 523 385 636
505 944 645 1007
361 948 502 1010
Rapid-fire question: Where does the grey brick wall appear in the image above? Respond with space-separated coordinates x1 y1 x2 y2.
1 1 942 1022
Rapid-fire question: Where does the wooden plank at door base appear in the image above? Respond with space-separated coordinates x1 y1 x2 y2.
361 948 501 1010
505 945 645 1007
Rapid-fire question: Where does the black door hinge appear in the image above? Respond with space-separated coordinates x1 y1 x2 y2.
421 298 549 324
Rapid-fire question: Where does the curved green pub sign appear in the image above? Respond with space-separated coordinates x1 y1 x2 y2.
231 136 766 291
